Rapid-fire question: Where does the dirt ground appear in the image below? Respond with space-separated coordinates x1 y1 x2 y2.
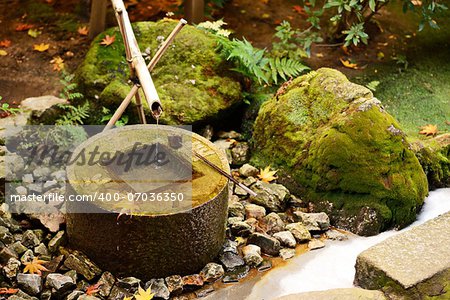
0 0 416 112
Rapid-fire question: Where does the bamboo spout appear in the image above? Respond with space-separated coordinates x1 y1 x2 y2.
111 0 162 120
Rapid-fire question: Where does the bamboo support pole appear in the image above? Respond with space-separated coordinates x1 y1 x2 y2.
104 18 187 131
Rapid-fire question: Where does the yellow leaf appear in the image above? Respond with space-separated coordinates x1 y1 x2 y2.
23 257 49 275
133 286 154 300
33 43 49 52
339 58 358 69
316 53 324 58
257 166 278 183
50 56 65 72
0 50 7 56
419 124 438 137
28 28 42 38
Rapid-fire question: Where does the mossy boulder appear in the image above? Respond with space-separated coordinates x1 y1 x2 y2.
411 134 450 190
252 68 428 236
75 20 242 125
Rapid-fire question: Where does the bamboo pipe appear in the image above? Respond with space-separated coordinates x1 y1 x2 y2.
111 0 161 119
104 19 187 131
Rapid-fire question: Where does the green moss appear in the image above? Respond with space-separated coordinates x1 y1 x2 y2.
411 134 450 189
76 20 242 125
252 68 428 235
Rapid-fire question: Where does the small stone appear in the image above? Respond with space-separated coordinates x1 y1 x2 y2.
46 273 76 291
20 249 34 264
250 181 290 212
238 164 259 178
286 223 312 243
289 195 304 207
64 270 78 283
78 295 102 300
279 248 296 260
45 255 64 273
63 252 102 281
51 170 66 182
48 230 66 253
40 289 52 300
200 262 225 283
308 239 326 250
10 241 28 255
221 239 238 254
22 174 34 184
17 274 42 295
231 142 250 165
145 278 170 300
219 251 245 270
228 202 245 218
325 229 349 241
43 180 58 191
33 167 51 179
34 243 49 256
234 184 248 196
66 290 84 300
227 217 244 226
97 271 115 297
16 186 28 195
108 285 132 300
294 212 330 231
3 257 21 279
200 125 214 140
273 231 297 248
263 212 285 235
9 289 39 300
229 195 240 203
195 287 214 298
230 221 253 236
247 233 281 256
0 246 18 264
0 226 13 244
245 203 266 219
257 259 272 272
22 230 40 248
222 265 250 283
216 130 242 140
182 274 204 288
116 277 141 293
242 244 263 266
165 275 183 295
243 176 257 187
27 183 43 193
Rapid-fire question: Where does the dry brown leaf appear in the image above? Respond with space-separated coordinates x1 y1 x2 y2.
15 23 33 31
258 166 278 183
50 56 65 71
33 43 49 52
419 124 438 136
100 35 116 46
77 26 89 36
23 257 49 275
0 39 11 48
0 288 19 295
340 58 359 69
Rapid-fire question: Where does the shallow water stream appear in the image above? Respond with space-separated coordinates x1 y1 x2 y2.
205 188 450 300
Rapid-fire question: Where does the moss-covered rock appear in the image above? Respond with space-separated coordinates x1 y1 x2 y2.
411 134 450 190
75 20 242 125
252 68 428 236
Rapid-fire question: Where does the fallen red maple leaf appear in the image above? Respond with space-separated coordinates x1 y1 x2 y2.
15 23 33 31
0 288 19 295
0 39 11 48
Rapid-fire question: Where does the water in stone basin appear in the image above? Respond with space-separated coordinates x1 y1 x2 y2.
244 188 450 300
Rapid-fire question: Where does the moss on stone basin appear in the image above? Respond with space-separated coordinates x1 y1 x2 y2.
75 20 243 125
252 68 428 236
